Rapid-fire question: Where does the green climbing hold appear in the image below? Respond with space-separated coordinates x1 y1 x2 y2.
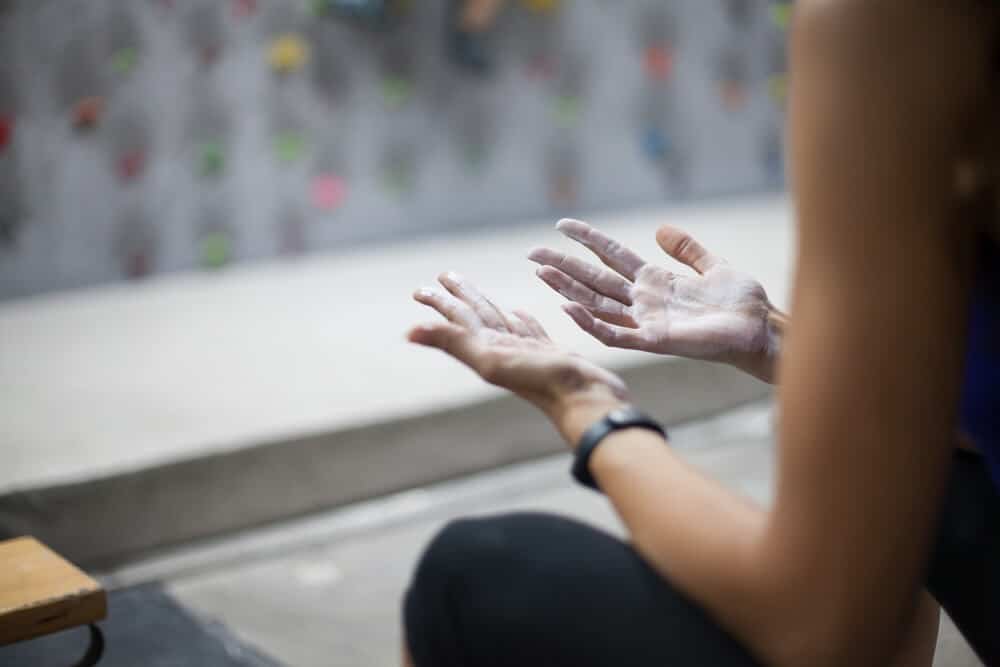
275 132 307 163
553 95 581 128
113 47 138 74
382 77 412 109
771 3 791 29
200 141 225 177
201 231 230 269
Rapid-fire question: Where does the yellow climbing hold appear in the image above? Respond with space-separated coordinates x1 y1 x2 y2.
268 34 310 74
521 0 559 14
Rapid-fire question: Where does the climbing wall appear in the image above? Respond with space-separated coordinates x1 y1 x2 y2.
0 0 791 300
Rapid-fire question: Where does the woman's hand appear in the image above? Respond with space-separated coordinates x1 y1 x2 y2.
408 272 628 430
529 219 781 382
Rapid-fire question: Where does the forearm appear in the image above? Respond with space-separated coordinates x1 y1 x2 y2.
548 394 782 663
589 430 775 656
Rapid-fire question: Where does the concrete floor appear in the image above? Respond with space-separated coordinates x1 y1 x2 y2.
159 402 980 667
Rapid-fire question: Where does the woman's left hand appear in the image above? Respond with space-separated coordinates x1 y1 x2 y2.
409 272 629 423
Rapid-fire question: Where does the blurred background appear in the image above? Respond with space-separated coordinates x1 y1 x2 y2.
0 0 788 299
0 1 977 666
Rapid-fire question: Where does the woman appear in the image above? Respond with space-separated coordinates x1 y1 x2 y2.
404 1 999 664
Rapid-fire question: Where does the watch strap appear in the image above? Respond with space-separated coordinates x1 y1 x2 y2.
572 406 666 492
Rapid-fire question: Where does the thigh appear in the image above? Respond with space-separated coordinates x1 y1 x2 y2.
926 450 1000 663
404 512 761 667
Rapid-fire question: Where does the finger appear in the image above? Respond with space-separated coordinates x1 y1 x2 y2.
562 303 648 350
655 225 724 275
407 322 484 369
413 288 482 330
438 272 511 332
507 312 533 337
555 219 646 281
535 266 636 328
527 247 633 304
512 309 551 341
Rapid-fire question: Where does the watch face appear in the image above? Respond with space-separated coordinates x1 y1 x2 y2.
607 407 637 425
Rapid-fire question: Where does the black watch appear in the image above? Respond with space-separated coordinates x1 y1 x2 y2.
572 406 666 492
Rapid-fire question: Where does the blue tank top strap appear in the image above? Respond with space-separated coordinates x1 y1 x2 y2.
959 238 1000 487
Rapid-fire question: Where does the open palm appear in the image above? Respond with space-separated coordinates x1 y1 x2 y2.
409 272 629 412
529 219 777 380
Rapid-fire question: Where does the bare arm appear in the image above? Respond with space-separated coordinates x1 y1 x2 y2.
410 3 993 665
577 2 992 664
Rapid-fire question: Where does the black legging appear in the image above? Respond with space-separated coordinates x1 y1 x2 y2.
404 450 1000 666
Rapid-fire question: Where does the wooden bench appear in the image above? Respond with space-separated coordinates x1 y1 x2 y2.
0 537 107 666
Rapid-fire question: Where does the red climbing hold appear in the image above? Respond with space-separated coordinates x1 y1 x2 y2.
233 0 257 18
0 115 12 153
644 45 673 82
73 97 105 130
118 151 146 183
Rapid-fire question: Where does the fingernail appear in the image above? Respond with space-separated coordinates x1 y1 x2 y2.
444 271 462 283
415 288 434 299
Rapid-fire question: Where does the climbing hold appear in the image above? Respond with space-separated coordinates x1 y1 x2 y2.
521 0 559 14
0 115 12 153
268 34 310 74
124 247 153 278
118 151 146 183
73 97 105 130
640 127 671 162
381 76 412 109
552 95 581 128
771 2 792 29
721 79 747 111
311 174 348 211
201 230 231 268
644 45 673 82
199 141 225 176
0 214 19 248
275 132 306 163
232 0 257 18
550 173 576 206
112 47 138 74
200 44 222 67
525 53 555 80
382 156 415 195
768 74 787 104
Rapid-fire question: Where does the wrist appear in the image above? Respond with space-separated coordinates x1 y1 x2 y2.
739 303 785 384
546 388 626 448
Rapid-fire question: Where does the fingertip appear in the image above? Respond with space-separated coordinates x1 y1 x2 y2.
406 325 429 343
413 287 435 302
526 247 545 263
438 271 461 285
555 218 578 234
561 302 589 325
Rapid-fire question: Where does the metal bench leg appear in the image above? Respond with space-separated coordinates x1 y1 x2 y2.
70 624 104 667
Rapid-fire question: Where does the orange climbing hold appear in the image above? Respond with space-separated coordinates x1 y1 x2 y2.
73 97 105 130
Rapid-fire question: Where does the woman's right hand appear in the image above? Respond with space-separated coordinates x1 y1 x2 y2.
529 219 782 383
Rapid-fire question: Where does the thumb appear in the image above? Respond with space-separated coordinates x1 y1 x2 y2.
655 225 722 275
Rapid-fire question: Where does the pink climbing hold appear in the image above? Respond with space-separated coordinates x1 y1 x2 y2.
311 174 348 211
